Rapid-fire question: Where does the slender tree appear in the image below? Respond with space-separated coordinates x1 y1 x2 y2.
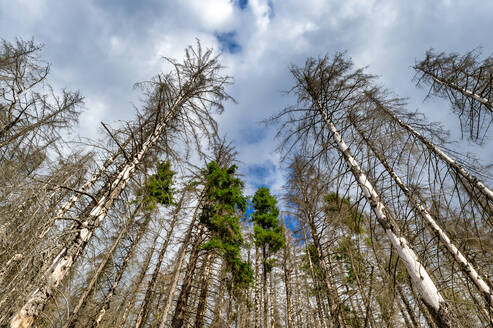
251 187 285 328
414 49 493 142
9 43 232 328
273 53 460 327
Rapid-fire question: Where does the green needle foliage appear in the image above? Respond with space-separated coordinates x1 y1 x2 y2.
251 187 285 272
141 161 176 210
199 161 253 289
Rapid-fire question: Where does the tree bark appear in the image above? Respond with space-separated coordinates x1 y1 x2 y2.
90 212 151 328
302 209 344 327
318 102 458 327
62 205 140 328
355 123 493 314
374 97 493 203
157 200 201 328
301 225 329 328
133 192 186 328
193 252 214 328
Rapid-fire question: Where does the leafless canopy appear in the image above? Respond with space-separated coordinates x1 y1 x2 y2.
414 49 493 143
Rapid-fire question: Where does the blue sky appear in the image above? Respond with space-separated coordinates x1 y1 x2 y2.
2 0 492 197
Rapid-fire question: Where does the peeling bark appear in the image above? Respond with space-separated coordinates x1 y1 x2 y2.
356 123 493 314
318 102 459 327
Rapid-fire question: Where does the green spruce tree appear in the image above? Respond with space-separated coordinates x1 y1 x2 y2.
200 161 253 290
251 187 285 328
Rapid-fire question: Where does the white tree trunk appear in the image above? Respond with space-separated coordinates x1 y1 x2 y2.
61 205 137 328
318 103 458 327
378 102 493 202
422 70 493 111
10 95 184 328
356 125 493 313
39 137 130 240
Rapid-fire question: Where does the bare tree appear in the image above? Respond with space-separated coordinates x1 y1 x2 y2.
9 42 232 328
414 49 493 143
272 53 459 327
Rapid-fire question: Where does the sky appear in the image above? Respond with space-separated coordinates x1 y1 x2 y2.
2 0 493 196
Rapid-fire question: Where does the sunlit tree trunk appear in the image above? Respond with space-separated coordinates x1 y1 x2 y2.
374 96 493 203
355 122 493 315
318 102 458 327
62 205 140 328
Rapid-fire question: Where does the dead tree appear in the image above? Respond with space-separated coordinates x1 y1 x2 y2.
414 49 493 142
273 53 460 327
9 42 232 328
90 212 152 328
353 117 493 317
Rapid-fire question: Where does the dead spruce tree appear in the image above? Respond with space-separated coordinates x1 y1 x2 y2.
284 159 346 328
0 38 83 286
272 53 460 327
414 49 493 143
350 108 493 318
0 38 82 152
8 43 232 328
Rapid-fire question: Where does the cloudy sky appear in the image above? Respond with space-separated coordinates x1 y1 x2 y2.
2 0 492 195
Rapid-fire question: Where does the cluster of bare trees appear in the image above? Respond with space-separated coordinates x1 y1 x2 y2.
1 37 492 328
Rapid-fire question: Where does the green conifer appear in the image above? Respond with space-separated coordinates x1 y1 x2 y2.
200 161 253 289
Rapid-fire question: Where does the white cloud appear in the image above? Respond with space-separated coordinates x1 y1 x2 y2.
2 0 492 193
79 100 108 138
183 0 235 30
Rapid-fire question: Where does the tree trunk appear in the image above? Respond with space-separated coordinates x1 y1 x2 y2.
119 229 160 328
62 205 140 328
375 97 493 203
157 200 201 328
269 271 282 328
355 123 493 314
398 286 419 328
291 259 304 328
262 246 268 328
417 69 493 111
282 223 294 328
193 252 214 328
134 192 186 328
170 222 204 328
318 103 458 327
90 212 151 328
210 262 227 328
301 225 329 328
302 213 344 327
